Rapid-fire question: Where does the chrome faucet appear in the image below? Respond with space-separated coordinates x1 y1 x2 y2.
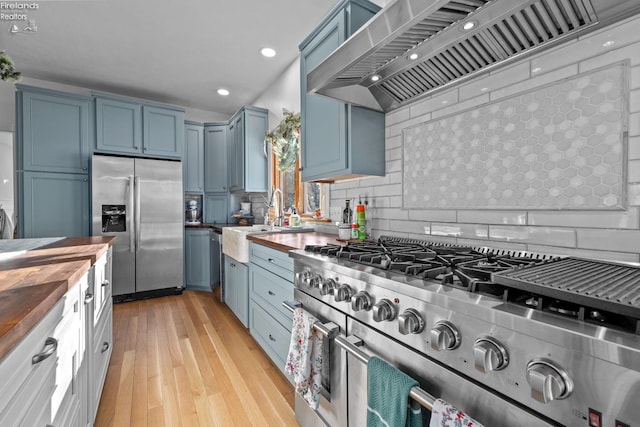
268 188 284 227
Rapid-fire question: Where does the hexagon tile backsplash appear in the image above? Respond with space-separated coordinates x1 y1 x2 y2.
402 62 628 210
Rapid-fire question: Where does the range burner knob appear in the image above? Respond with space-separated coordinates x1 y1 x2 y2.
473 336 508 373
351 291 373 311
526 358 573 404
296 269 312 287
309 274 323 289
319 278 337 296
372 299 396 322
334 284 354 302
430 321 461 351
398 309 425 335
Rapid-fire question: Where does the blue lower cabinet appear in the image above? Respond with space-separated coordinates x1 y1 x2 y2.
184 229 212 291
19 171 89 238
224 255 249 327
249 301 293 383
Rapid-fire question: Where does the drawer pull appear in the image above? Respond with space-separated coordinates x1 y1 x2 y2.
84 292 94 305
268 290 276 296
268 258 276 263
268 334 276 342
32 337 58 365
102 341 110 353
102 280 110 287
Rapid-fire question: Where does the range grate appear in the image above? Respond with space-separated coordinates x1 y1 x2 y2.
493 257 640 320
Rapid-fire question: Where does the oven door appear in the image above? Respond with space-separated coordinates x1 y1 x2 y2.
291 290 348 427
345 318 557 427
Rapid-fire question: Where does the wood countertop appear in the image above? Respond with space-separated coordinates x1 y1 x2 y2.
185 223 237 233
247 232 342 252
0 236 115 361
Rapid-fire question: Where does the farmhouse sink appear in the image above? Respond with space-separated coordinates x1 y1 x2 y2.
222 225 314 263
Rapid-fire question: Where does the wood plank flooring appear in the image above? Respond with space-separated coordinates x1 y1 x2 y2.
94 290 297 427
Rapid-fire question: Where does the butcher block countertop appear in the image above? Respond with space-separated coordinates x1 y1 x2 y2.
247 231 342 252
0 236 115 361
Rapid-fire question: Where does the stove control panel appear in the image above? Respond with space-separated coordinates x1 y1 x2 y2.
319 278 336 296
430 321 461 351
398 309 425 335
334 284 354 302
526 358 573 404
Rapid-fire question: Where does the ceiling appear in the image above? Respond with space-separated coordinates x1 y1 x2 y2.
1 0 385 116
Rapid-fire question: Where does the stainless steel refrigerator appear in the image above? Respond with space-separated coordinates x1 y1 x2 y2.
92 154 183 299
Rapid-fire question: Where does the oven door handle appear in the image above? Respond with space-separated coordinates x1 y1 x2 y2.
335 334 437 411
283 300 340 339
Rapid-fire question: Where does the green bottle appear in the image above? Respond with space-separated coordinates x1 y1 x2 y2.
356 204 366 240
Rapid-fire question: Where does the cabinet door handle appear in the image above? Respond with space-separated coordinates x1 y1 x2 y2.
268 334 276 342
268 258 276 263
102 280 110 287
231 263 236 268
32 337 58 365
102 342 110 353
82 166 88 171
84 292 94 305
268 290 275 296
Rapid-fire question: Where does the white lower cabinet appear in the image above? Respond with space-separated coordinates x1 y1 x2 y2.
0 247 113 427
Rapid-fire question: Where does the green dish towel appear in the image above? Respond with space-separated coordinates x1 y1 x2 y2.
367 356 423 427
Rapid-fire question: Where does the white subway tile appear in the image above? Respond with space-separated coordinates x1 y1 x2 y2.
631 66 640 90
387 116 428 138
407 209 457 222
431 222 489 239
331 189 347 200
629 183 640 206
527 244 640 263
491 65 577 101
528 209 640 229
631 89 640 113
580 44 640 71
374 207 409 220
489 225 576 247
369 218 390 231
629 136 640 160
373 183 403 197
458 238 528 252
630 112 640 137
629 160 640 183
432 93 490 120
459 63 530 101
409 90 458 118
389 195 403 207
422 235 457 245
577 228 640 252
386 159 402 173
386 147 402 161
389 220 430 235
387 135 402 149
386 107 411 126
457 211 527 225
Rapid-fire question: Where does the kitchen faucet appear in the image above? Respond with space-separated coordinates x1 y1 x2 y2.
268 188 284 227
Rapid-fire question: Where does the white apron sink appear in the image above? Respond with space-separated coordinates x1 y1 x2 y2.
221 225 313 263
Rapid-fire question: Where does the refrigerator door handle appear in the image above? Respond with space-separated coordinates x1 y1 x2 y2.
128 175 135 253
135 176 141 253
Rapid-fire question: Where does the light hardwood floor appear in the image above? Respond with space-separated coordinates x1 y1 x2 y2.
94 290 298 427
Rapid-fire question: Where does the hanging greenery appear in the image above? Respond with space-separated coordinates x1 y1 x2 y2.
0 51 21 82
265 112 300 172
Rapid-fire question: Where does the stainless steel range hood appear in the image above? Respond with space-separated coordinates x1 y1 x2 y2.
307 0 640 112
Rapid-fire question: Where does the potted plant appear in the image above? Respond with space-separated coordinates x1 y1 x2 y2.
264 112 300 171
0 50 21 82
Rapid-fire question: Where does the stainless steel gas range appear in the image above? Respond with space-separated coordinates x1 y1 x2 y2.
287 236 640 427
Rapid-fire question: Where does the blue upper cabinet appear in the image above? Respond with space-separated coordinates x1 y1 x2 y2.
299 0 385 182
204 123 228 192
95 97 142 155
143 105 184 158
184 122 204 192
18 87 91 174
228 106 268 193
94 94 184 159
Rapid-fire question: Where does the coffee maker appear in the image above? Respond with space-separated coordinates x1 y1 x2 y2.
185 199 201 224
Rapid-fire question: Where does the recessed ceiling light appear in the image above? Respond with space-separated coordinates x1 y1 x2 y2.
217 88 230 96
602 40 615 47
260 47 276 58
370 74 381 82
407 53 419 61
461 20 477 31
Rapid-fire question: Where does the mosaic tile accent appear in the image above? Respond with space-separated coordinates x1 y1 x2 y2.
402 63 628 210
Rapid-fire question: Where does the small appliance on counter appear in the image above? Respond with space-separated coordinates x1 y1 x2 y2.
185 195 202 224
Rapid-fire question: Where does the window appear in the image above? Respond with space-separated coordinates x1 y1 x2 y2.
271 150 326 216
